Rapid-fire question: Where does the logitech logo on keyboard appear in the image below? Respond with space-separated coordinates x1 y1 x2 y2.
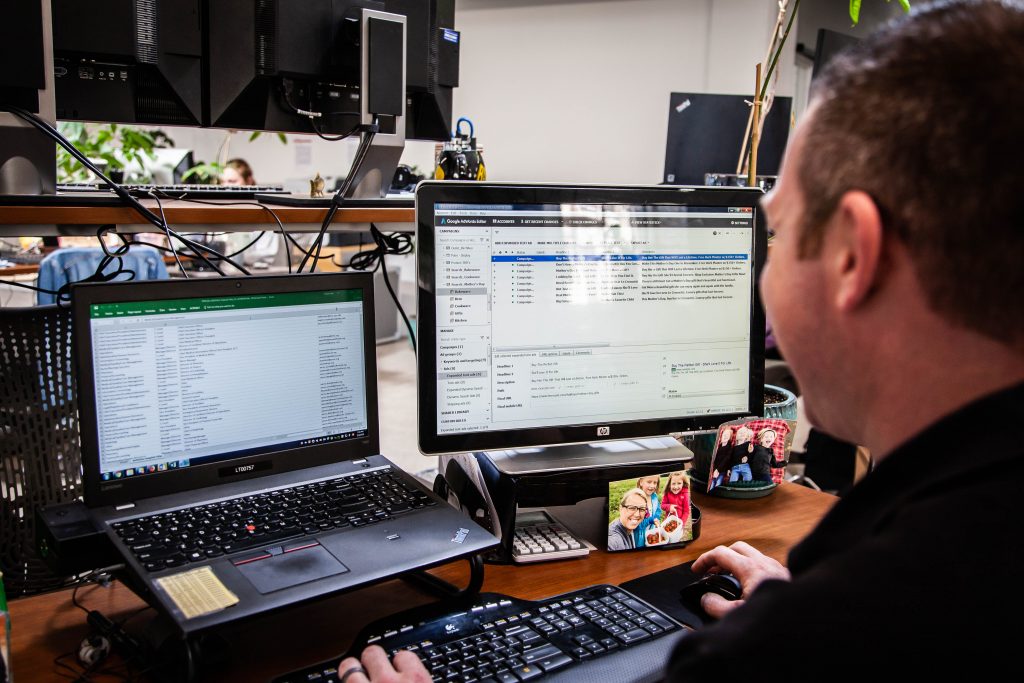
451 527 469 543
445 623 459 634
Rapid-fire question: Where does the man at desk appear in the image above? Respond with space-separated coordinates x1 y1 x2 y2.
338 1 1024 680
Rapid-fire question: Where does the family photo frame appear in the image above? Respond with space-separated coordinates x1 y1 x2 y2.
706 417 796 494
607 471 695 552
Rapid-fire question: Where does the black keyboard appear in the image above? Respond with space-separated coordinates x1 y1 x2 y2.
272 585 690 683
111 469 435 572
57 182 289 200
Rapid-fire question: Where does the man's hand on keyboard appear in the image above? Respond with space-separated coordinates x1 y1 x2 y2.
338 645 431 683
690 541 791 619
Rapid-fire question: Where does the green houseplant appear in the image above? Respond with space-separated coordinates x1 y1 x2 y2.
56 122 171 183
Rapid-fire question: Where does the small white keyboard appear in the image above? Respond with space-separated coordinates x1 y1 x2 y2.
511 510 591 563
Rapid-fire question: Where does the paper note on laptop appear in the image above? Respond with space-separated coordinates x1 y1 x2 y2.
155 566 239 619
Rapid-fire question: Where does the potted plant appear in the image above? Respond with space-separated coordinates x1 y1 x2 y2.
56 122 171 183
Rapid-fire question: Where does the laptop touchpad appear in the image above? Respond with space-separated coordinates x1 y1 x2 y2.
233 541 349 594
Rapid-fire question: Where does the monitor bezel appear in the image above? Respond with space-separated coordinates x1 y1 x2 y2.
73 273 380 508
415 181 767 455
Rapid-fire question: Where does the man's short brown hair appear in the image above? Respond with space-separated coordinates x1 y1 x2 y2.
798 0 1024 348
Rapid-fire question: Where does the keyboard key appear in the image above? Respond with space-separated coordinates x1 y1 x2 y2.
617 628 650 645
534 652 572 673
519 629 542 644
646 612 676 630
511 664 543 680
521 644 562 664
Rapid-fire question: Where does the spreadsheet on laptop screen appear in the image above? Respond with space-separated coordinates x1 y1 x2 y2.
87 289 369 480
432 202 756 435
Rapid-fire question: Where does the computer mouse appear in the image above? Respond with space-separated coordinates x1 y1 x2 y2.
679 572 743 615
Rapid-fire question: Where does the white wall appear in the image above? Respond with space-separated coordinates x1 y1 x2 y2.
167 0 797 187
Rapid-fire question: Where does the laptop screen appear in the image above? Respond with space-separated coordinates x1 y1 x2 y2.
85 287 369 482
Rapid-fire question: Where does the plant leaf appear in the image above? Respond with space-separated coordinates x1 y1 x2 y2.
277 132 287 144
183 161 224 183
249 131 262 142
898 0 911 12
850 0 862 25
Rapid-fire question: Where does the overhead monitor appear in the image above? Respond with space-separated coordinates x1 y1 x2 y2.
52 0 203 126
50 1 459 141
416 182 767 455
206 0 459 141
663 93 792 186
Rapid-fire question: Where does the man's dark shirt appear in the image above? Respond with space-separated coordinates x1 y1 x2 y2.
667 382 1024 679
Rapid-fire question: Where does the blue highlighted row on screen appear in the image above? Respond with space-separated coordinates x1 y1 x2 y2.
490 254 749 262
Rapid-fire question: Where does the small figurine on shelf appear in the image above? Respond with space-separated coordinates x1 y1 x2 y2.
310 172 326 198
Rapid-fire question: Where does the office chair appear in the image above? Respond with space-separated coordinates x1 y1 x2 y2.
35 245 169 305
0 305 83 596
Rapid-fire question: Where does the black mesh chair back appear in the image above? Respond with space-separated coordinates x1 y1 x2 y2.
0 305 82 597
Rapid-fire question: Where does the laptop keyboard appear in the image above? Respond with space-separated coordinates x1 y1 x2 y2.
111 469 436 573
272 585 689 683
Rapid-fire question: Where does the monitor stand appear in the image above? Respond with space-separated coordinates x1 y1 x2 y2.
439 437 694 564
482 436 693 476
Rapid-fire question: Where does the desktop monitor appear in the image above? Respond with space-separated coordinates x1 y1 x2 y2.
416 182 767 455
206 0 459 141
812 29 860 81
118 148 194 184
51 0 203 126
663 93 792 186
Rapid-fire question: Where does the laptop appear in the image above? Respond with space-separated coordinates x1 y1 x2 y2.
71 273 498 635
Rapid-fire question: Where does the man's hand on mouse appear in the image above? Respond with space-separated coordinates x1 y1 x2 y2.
337 645 431 683
691 541 791 619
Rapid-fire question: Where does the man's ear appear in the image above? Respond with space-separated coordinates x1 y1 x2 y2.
830 190 884 311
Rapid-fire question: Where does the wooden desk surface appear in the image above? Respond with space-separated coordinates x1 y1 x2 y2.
8 484 834 682
0 201 414 226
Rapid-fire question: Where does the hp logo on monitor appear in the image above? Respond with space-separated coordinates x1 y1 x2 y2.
597 426 610 436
